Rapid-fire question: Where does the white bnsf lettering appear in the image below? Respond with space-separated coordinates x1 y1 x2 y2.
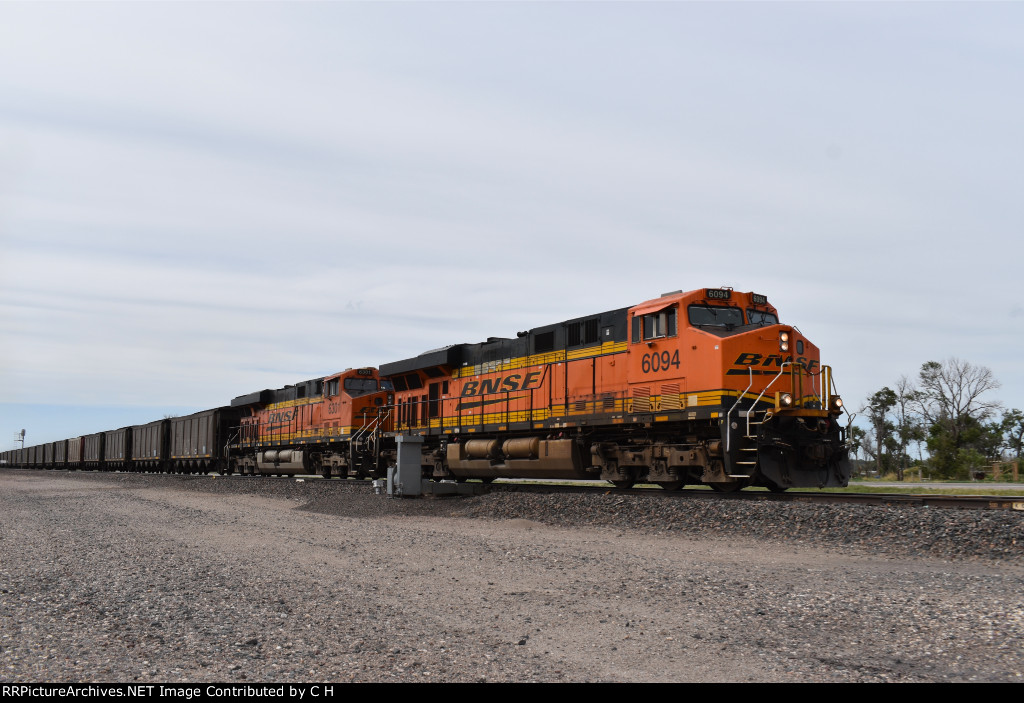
461 371 542 396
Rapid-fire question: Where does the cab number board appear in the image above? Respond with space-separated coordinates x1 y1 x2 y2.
641 350 681 374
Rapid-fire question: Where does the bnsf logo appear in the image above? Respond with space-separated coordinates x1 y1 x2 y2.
734 353 819 372
269 410 295 423
461 371 542 397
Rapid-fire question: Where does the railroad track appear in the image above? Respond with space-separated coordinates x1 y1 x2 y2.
490 481 1024 512
6 467 1024 511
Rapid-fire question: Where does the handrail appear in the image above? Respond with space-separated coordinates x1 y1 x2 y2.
747 362 796 439
352 407 387 443
745 363 836 438
351 412 368 442
725 367 754 452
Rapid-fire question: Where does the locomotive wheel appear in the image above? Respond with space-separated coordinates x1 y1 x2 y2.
708 480 743 493
765 481 789 493
609 467 639 489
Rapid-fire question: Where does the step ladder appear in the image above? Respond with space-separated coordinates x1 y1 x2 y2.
729 408 769 478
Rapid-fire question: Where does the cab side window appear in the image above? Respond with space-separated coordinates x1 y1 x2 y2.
632 307 677 342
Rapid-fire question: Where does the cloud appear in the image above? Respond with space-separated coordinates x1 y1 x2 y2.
1 2 1023 444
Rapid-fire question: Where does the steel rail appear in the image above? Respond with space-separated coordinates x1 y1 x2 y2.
490 481 1024 511
6 467 1024 511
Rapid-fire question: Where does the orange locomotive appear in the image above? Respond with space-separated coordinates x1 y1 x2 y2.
380 287 851 491
229 367 392 477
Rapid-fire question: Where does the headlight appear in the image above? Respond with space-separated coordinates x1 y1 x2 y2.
830 396 843 413
780 331 790 352
779 393 793 407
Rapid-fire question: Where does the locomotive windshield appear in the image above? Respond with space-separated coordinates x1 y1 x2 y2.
688 304 744 327
344 378 379 396
747 309 779 326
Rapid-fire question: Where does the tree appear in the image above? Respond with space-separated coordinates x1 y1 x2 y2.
891 374 925 481
917 358 1002 443
916 358 1002 478
848 425 867 462
844 425 876 477
863 387 897 476
1001 409 1024 458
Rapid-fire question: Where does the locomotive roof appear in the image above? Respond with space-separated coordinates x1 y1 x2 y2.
380 306 629 377
231 376 324 408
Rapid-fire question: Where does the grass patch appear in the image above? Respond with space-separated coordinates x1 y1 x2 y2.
632 482 1024 496
815 483 1024 496
494 478 1024 496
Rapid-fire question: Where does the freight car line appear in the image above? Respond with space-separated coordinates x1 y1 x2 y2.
3 287 853 493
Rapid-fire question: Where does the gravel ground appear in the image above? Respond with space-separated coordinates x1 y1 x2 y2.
1 469 1021 683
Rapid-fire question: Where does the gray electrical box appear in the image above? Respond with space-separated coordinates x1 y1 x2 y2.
389 434 424 497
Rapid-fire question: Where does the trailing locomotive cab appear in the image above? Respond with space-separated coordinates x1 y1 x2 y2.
229 367 393 478
621 288 852 491
382 287 851 492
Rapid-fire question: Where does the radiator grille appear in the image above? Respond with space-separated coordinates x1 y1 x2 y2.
632 387 651 413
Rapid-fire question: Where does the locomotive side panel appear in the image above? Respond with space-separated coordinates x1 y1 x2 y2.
383 308 632 480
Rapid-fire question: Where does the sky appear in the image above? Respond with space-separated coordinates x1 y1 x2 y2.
1 1 1022 448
